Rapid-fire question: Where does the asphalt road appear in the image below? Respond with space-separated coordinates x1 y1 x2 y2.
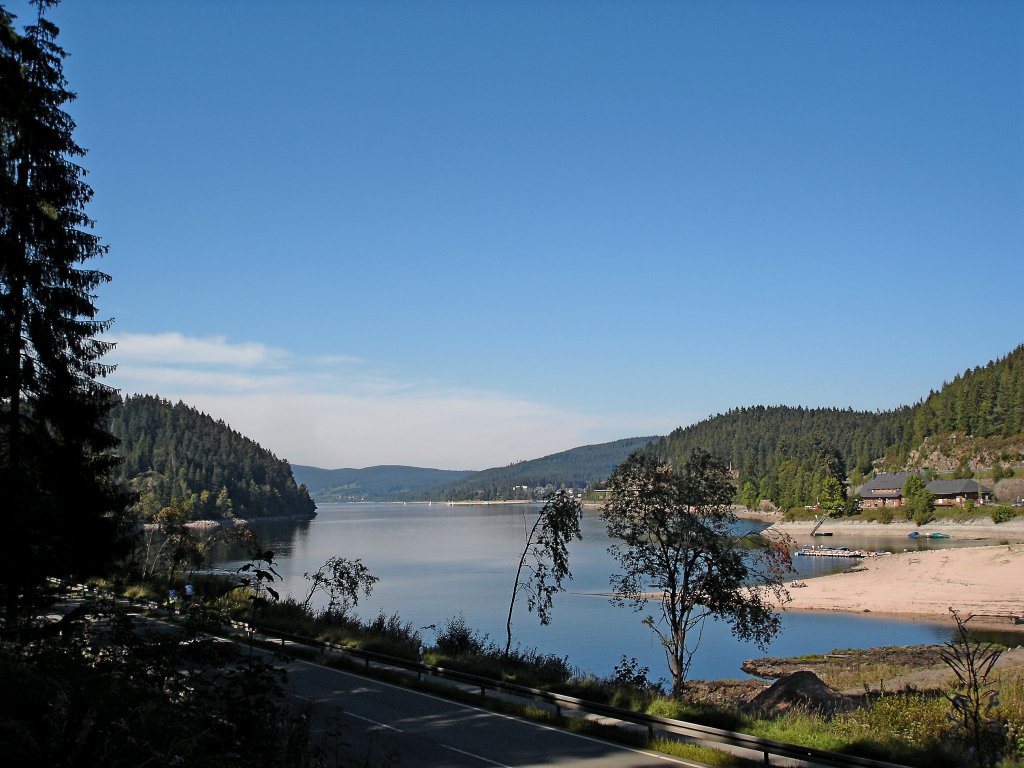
279 656 709 768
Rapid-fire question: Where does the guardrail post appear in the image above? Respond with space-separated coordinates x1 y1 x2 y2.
763 749 770 765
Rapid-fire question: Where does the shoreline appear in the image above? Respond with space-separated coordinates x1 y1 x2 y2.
760 512 1024 629
768 516 1024 541
769 543 1024 631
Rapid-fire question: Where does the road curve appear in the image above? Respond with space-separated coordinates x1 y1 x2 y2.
280 656 707 767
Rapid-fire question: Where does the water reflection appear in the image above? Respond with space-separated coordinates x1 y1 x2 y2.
207 503 997 680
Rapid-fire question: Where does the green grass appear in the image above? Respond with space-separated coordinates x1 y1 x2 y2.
649 738 761 766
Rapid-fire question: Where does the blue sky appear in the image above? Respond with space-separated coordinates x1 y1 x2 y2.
10 1 1023 469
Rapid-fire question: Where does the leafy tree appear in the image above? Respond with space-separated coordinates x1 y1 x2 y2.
301 555 378 618
840 495 862 518
1 1 127 621
148 503 197 583
740 480 759 511
215 484 234 517
602 450 791 697
902 474 935 525
504 489 582 656
819 475 846 513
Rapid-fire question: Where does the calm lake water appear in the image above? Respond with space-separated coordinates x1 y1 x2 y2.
210 503 993 682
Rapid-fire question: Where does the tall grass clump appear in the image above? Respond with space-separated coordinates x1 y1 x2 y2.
833 692 955 764
426 614 573 688
563 656 662 712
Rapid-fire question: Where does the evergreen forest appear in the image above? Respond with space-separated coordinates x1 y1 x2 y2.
109 394 316 520
649 344 1024 509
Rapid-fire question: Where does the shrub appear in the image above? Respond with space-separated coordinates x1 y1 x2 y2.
435 613 490 656
356 611 422 658
613 655 654 692
428 614 573 686
858 507 893 523
991 506 1017 524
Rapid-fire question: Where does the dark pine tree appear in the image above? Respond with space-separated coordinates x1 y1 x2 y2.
0 1 128 621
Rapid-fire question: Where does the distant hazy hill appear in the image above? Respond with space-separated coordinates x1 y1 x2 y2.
413 436 659 501
110 395 316 520
294 437 659 502
291 465 475 502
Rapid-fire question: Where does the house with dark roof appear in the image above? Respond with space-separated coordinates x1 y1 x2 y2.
926 479 993 506
859 472 993 508
859 472 917 508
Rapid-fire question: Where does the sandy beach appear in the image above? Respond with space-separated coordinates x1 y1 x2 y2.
773 543 1024 629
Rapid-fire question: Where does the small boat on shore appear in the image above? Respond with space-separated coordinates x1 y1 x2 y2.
927 532 951 539
907 531 920 539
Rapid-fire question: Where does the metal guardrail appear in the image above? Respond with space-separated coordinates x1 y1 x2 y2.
232 622 911 768
58 586 910 768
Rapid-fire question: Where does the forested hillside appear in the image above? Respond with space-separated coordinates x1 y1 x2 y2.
907 344 1024 445
109 395 316 520
649 344 1024 509
415 436 658 501
292 464 474 502
649 406 911 509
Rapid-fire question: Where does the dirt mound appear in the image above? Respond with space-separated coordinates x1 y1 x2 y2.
742 671 856 717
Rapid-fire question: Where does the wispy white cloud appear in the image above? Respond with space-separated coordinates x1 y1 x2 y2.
110 332 287 368
102 331 671 469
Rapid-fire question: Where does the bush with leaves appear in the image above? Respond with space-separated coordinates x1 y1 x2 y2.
902 475 936 526
990 506 1017 524
434 613 490 656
